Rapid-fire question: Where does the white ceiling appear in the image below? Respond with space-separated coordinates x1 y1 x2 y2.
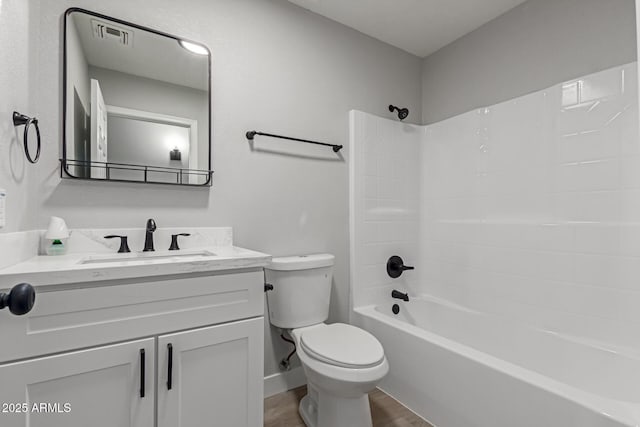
72 12 209 91
288 0 529 58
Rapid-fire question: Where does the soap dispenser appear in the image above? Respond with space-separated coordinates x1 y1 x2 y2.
45 216 70 255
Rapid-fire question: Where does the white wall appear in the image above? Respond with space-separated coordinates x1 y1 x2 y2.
0 0 35 232
637 0 640 119
107 117 191 183
89 66 209 169
27 0 423 378
422 0 637 124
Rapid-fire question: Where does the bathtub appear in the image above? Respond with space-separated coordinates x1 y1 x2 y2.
353 296 640 427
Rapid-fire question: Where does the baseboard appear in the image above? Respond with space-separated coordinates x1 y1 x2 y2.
264 367 307 398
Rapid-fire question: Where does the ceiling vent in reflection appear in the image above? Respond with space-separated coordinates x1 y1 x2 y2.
91 19 132 47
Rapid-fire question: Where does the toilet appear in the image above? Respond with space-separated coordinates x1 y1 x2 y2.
265 254 389 427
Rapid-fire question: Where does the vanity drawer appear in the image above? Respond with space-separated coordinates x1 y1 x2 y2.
0 269 264 363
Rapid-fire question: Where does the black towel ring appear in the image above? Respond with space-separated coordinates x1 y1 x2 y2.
13 111 41 164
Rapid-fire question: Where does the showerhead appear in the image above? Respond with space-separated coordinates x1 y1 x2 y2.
389 104 409 121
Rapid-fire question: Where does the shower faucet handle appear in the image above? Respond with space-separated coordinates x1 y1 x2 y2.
387 255 414 278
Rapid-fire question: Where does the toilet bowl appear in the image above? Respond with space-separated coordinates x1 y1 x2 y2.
291 323 389 427
265 254 388 427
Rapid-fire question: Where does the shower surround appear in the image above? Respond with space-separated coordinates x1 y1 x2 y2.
349 62 640 426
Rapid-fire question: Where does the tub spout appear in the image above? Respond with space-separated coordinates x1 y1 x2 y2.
392 290 409 302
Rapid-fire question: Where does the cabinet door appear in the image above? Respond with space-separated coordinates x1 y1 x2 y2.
0 338 154 427
157 317 264 427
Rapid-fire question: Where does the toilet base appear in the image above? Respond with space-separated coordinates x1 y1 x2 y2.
299 395 317 427
298 383 373 427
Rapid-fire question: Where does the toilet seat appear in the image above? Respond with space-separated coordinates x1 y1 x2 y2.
300 323 385 369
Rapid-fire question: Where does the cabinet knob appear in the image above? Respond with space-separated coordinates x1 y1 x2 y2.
0 283 36 315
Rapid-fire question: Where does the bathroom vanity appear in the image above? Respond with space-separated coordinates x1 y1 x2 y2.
0 228 269 427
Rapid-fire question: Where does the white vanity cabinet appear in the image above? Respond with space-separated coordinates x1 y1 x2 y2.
0 338 155 427
157 318 264 427
0 267 266 427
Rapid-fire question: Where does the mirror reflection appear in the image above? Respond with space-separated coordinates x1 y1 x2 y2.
63 9 211 186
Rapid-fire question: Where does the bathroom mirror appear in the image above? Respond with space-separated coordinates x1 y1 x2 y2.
62 8 212 186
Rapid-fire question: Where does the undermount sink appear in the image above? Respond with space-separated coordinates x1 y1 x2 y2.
78 250 217 265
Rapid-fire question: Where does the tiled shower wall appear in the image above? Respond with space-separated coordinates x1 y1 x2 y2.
349 111 422 308
422 62 639 351
351 62 640 351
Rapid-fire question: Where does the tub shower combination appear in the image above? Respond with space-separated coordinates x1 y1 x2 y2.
354 298 639 427
350 63 640 426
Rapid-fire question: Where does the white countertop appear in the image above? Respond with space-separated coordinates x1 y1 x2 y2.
0 245 271 289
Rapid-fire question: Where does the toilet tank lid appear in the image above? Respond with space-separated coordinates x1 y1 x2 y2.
266 254 335 271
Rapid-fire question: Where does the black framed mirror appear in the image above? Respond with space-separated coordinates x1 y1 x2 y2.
62 8 212 186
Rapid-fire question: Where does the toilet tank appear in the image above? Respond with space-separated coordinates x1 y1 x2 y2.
265 254 334 329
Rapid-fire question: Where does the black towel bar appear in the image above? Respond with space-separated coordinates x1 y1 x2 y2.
246 131 343 153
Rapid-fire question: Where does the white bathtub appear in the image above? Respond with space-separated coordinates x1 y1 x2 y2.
353 296 640 427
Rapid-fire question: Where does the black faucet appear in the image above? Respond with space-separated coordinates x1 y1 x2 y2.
143 219 157 252
391 290 409 302
169 233 191 251
104 235 131 253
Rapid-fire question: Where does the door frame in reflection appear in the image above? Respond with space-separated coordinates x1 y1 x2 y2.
105 105 198 184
